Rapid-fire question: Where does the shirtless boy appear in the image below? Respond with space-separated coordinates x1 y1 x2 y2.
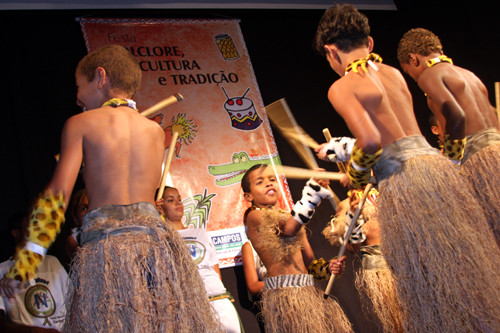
398 27 500 244
242 164 352 333
0 44 221 333
314 4 500 332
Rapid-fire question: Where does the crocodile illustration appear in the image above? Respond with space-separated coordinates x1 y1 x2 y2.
208 151 282 186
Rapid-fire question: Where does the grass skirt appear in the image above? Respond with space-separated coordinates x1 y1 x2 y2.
64 202 223 333
461 140 500 246
378 154 500 332
355 245 405 333
260 274 352 333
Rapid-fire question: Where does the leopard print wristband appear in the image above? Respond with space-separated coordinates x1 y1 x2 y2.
347 144 382 188
6 193 65 282
308 257 331 280
442 134 466 164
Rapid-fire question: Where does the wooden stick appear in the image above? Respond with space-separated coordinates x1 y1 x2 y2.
322 128 347 174
495 82 500 124
264 99 319 170
278 127 320 150
264 99 341 205
324 183 373 299
156 131 179 201
140 93 184 118
269 165 344 182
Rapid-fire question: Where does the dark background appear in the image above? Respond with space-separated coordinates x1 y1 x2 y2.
0 1 498 331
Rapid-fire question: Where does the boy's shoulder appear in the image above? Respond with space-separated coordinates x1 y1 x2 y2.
245 206 271 227
246 206 289 225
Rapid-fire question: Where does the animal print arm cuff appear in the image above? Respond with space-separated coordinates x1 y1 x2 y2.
320 137 356 163
6 193 65 282
291 179 332 225
339 210 367 245
347 143 382 189
308 257 331 280
442 134 466 165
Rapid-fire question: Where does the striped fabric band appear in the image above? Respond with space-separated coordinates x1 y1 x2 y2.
264 274 314 289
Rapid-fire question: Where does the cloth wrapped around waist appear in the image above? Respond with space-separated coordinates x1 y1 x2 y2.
462 127 500 164
360 244 389 271
373 135 440 182
80 202 164 245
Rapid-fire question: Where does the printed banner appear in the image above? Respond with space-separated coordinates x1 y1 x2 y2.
208 226 248 267
80 18 292 268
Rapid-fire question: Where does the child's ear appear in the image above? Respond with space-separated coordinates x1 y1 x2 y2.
408 53 419 66
95 67 108 88
324 44 336 58
431 125 440 136
368 36 374 52
243 192 253 203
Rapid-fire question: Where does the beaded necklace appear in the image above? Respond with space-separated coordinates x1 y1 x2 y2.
250 205 287 214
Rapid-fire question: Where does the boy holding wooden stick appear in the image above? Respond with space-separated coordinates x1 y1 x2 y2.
314 4 500 332
242 163 352 333
0 44 221 332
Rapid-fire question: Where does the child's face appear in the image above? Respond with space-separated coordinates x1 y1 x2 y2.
161 188 184 222
76 195 88 228
244 167 281 207
325 47 343 77
75 71 100 112
400 59 424 82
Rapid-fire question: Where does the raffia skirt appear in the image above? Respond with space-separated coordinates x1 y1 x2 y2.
374 135 500 333
64 202 223 333
260 274 353 333
460 128 500 245
355 244 405 333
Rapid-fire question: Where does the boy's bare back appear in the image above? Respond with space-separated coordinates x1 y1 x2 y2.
50 105 165 211
419 64 499 135
329 63 422 148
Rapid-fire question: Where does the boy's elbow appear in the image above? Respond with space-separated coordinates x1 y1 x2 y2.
442 102 465 124
442 102 466 137
356 136 381 154
249 285 263 297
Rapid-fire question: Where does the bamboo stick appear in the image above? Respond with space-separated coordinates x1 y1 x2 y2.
140 93 184 117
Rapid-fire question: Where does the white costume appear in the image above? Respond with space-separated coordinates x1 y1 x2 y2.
178 227 242 333
0 255 69 330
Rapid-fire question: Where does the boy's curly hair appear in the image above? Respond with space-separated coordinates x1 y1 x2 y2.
314 3 370 56
397 28 443 64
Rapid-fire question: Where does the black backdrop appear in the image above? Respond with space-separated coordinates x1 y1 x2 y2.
0 1 498 331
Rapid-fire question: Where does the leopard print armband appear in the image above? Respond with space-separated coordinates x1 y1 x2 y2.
442 134 466 165
308 257 331 281
6 193 65 282
347 144 382 189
